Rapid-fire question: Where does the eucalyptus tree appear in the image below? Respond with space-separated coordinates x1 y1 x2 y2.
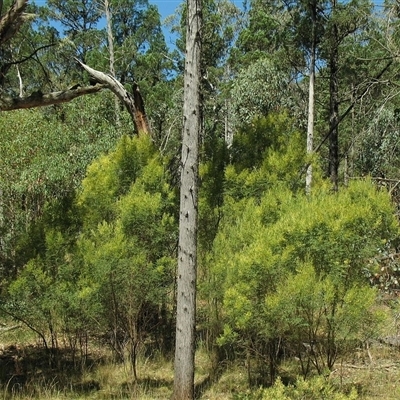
173 0 202 395
307 0 374 190
109 0 171 84
42 0 162 134
0 0 164 135
282 0 329 193
0 0 108 110
305 0 318 195
44 0 103 67
229 0 320 165
233 0 289 66
107 0 176 140
228 0 384 192
168 0 242 252
351 0 400 175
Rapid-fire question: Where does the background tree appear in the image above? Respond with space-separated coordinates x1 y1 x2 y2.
0 0 109 110
0 96 122 278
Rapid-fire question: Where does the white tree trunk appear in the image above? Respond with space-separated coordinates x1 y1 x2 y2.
306 2 316 196
104 0 120 126
173 0 202 396
306 61 314 195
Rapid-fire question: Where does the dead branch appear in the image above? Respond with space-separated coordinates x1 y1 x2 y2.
0 83 107 111
6 43 56 67
0 324 21 333
75 58 151 135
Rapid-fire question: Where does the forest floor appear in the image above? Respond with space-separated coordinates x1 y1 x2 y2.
0 327 400 399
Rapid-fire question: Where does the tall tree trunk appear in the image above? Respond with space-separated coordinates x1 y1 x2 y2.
104 0 120 126
173 0 202 396
328 0 340 192
306 1 317 196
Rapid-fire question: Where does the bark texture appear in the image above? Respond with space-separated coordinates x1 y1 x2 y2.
75 59 151 135
306 0 316 196
0 84 106 111
173 0 202 397
328 0 339 192
0 0 28 45
104 0 121 125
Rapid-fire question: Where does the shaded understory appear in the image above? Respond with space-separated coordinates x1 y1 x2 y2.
0 338 400 399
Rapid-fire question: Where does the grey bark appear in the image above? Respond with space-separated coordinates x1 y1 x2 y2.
173 0 202 397
0 0 28 45
0 84 106 111
306 1 317 196
75 59 151 135
104 0 115 78
104 0 120 126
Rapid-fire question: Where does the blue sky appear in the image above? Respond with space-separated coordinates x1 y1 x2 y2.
32 0 387 49
33 0 184 48
154 0 183 49
154 0 182 19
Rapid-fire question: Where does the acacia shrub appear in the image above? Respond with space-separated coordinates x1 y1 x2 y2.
76 134 177 374
213 177 397 384
4 135 178 373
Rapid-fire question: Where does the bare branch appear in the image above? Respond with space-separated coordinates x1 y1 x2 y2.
7 43 56 66
75 58 151 135
0 83 107 111
0 324 21 333
314 59 394 154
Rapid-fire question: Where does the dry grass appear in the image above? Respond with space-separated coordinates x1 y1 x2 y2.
2 324 400 399
330 343 400 400
1 345 399 400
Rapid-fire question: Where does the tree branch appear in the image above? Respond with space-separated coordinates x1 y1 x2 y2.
7 43 56 66
0 83 107 111
0 305 49 349
74 58 151 135
0 0 30 45
314 59 394 154
298 59 394 180
0 324 21 333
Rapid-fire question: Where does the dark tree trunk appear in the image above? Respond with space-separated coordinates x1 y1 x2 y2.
0 0 28 45
328 0 340 192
